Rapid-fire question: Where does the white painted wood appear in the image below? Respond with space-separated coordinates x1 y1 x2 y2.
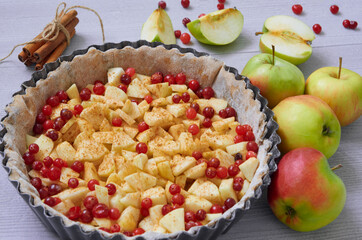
0 0 361 239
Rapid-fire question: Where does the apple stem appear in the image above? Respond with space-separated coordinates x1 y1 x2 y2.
338 57 342 79
272 45 275 65
331 164 343 171
255 32 263 36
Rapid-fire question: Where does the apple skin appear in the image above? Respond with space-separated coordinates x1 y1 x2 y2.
273 95 341 159
241 53 305 108
305 67 362 126
268 148 346 232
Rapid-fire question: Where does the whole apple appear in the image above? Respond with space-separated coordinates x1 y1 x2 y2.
306 67 362 126
241 53 305 108
273 95 341 158
268 148 346 232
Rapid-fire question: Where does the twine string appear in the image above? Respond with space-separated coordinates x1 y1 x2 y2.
0 2 105 62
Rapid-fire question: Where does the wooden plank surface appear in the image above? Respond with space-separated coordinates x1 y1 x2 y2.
0 0 361 239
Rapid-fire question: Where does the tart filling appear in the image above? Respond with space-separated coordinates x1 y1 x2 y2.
24 67 260 236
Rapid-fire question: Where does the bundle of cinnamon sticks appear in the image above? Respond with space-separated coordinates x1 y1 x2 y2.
18 10 79 70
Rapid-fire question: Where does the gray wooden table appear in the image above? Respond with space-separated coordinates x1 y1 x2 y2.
0 0 361 239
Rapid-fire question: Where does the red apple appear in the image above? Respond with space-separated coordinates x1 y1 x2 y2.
268 148 346 232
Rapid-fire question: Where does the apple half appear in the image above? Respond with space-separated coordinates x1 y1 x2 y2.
258 15 315 65
187 8 244 45
141 8 176 44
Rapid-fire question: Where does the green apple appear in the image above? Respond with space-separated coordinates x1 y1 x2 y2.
268 147 346 232
273 95 341 158
258 15 315 65
141 8 176 44
187 8 244 45
241 51 305 108
305 59 362 126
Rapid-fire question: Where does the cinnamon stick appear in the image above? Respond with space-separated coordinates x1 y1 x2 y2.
24 57 36 67
35 30 75 71
18 51 28 62
34 17 79 63
22 10 78 58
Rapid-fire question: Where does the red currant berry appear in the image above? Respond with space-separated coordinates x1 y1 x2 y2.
247 141 258 153
112 117 123 127
136 142 148 154
196 88 203 98
42 105 52 116
92 203 109 218
246 151 257 160
71 161 84 173
46 129 58 141
343 19 350 28
313 24 322 34
73 104 83 115
162 204 173 215
228 164 240 177
224 198 236 209
219 109 228 118
216 166 228 179
181 0 190 8
182 17 191 27
23 152 35 165
169 184 181 195
203 107 214 118
36 112 47 124
38 186 49 199
236 124 252 136
44 196 57 206
180 33 191 44
235 159 245 166
218 0 225 3
181 92 190 103
93 83 105 95
110 224 121 233
185 221 196 231
48 166 61 180
140 207 149 217
46 96 60 107
53 158 65 168
43 156 53 168
56 90 68 102
143 95 152 105
79 88 92 101
217 3 224 10
118 84 128 93
208 158 220 168
233 181 243 191
68 178 79 188
292 4 303 15
190 102 200 112
197 158 208 165
234 153 242 161
188 124 199 135
53 117 65 131
205 167 217 178
245 131 255 141
84 196 98 210
31 177 42 189
172 193 185 205
188 79 200 91
87 179 100 191
234 177 244 184
192 151 202 160
176 72 186 85
225 107 236 117
158 0 167 9
202 118 212 128
198 13 206 18
106 183 117 195
164 74 176 84
234 134 245 144
330 5 339 14
28 143 39 154
109 208 121 220
202 87 214 99
79 209 93 223
184 210 196 222
151 72 163 84
141 198 153 209
43 120 54 131
67 206 81 220
133 228 145 236
32 160 43 171
210 204 223 213
138 122 149 132
40 167 50 178
196 209 206 221
350 21 358 29
48 184 62 196
125 67 136 77
186 108 197 119
121 74 132 85
33 123 43 135
174 30 181 38
172 94 181 103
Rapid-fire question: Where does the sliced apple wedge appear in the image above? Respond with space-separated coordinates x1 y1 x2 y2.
258 15 315 65
141 8 176 44
187 8 244 45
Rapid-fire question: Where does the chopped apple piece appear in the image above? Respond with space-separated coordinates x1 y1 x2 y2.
112 130 136 152
219 178 237 202
171 84 187 92
120 192 141 208
83 162 100 182
239 157 259 181
144 107 174 128
144 158 159 176
121 150 138 162
149 205 164 223
184 195 212 212
184 162 207 179
142 186 167 206
133 153 148 170
115 109 136 126
159 208 185 233
122 99 141 119
26 134 37 147
98 154 115 178
175 175 187 189
136 127 156 143
205 213 222 222
75 140 108 163
166 104 189 118
238 179 250 199
92 131 115 144
124 172 157 191
188 178 208 195
95 185 109 206
168 124 186 140
94 218 112 229
127 78 150 98
147 82 172 98
178 132 195 155
106 172 123 186
79 103 107 131
54 187 89 204
212 117 235 132
195 181 222 204
55 141 76 164
208 98 228 113
226 142 247 156
123 124 139 139
59 167 79 185
200 129 234 150
109 193 125 212
34 135 54 161
66 83 81 101
157 161 174 182
107 67 125 86
171 155 196 176
215 149 234 168
118 206 140 232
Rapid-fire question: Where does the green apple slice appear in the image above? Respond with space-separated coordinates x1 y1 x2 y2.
187 8 244 45
141 9 176 44
259 15 315 65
